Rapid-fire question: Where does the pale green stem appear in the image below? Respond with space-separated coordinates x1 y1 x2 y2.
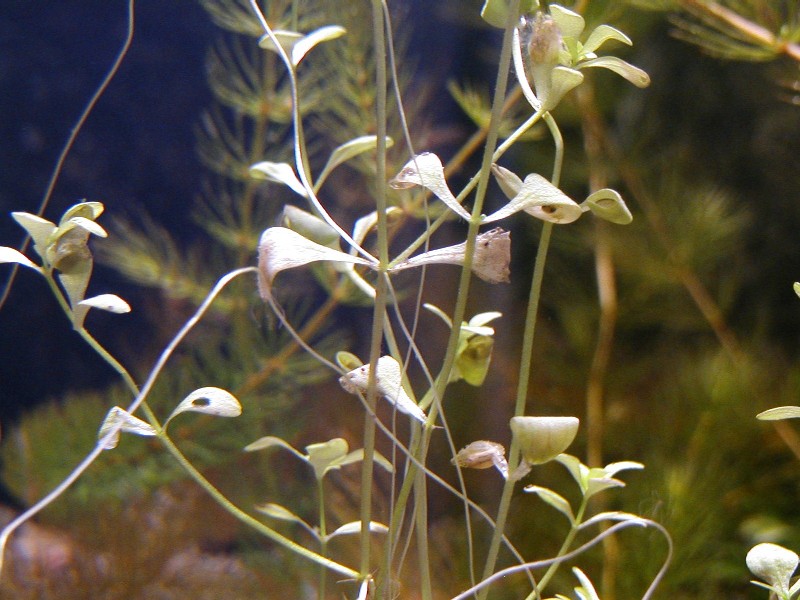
318 477 328 600
359 0 391 582
478 113 563 599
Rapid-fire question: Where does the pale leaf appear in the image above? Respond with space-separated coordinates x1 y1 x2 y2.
316 135 393 190
0 247 40 271
291 25 346 66
98 406 157 450
166 387 242 427
326 520 388 540
249 161 308 197
524 485 575 524
757 406 800 420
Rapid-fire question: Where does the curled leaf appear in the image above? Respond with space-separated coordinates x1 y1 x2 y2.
390 228 511 284
491 164 523 200
78 294 131 314
582 188 632 224
11 212 56 257
316 135 393 190
165 387 242 428
339 356 427 424
98 406 157 450
256 227 372 298
483 174 582 224
452 440 508 478
390 153 471 220
524 485 575 524
327 520 388 541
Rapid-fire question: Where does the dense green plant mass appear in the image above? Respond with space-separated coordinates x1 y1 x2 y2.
1 0 800 598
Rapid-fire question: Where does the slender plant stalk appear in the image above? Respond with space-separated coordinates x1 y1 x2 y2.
478 111 563 599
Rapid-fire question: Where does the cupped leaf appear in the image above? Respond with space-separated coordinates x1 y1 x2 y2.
59 201 104 226
757 406 800 420
585 476 626 499
423 303 454 329
315 135 393 191
542 66 584 111
291 25 346 66
249 161 308 197
481 0 537 28
572 567 602 600
306 437 349 480
794 282 800 298
335 351 363 371
0 247 40 272
165 387 242 428
582 188 633 224
579 56 651 88
549 4 585 39
524 485 576 524
581 24 632 55
98 406 157 450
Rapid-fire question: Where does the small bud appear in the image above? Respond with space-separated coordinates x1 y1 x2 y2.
452 440 508 478
510 416 579 466
746 542 799 595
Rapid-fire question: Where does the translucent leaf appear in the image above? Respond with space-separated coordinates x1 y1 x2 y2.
491 164 523 200
11 212 56 255
326 520 388 540
306 437 349 480
423 303 453 328
165 387 242 427
467 311 503 329
255 502 306 525
256 227 372 298
585 476 626 499
315 135 393 190
351 207 403 247
257 30 303 54
98 406 157 450
244 436 307 461
579 56 651 88
581 24 632 55
249 161 308 197
582 188 633 224
554 453 589 491
291 25 346 66
483 174 582 224
549 4 585 38
602 460 644 478
0 247 40 271
480 0 537 28
579 511 648 529
524 485 575 524
794 282 800 299
542 66 584 111
389 153 471 220
757 406 800 420
339 356 428 424
282 205 340 248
